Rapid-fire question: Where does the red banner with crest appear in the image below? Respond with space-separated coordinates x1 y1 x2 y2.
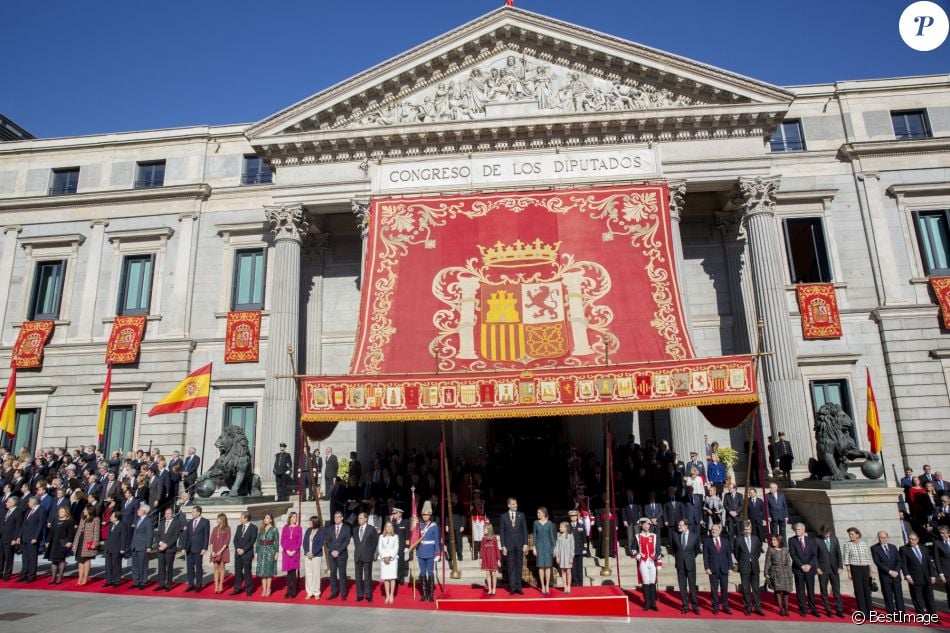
301 184 757 424
105 316 146 364
930 277 950 329
225 311 261 363
12 321 55 368
796 283 842 339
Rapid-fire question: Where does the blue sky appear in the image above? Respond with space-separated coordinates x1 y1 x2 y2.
3 1 947 139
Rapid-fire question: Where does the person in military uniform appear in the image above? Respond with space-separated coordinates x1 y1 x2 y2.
411 500 441 602
390 505 410 587
632 517 662 611
273 443 293 502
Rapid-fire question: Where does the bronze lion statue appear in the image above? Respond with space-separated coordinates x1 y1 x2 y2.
195 425 262 497
810 403 879 481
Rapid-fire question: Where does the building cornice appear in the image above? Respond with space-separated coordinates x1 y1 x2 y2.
0 184 212 213
839 137 950 161
886 182 950 198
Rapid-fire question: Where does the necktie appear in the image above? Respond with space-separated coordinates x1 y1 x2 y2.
682 534 687 549
336 525 340 538
915 546 922 563
193 519 198 530
746 537 751 551
715 538 720 552
800 537 805 551
511 512 515 526
242 524 247 538
826 539 831 551
360 525 365 540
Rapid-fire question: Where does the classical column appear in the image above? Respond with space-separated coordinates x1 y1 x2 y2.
302 232 329 375
857 172 908 305
166 212 198 337
667 182 707 460
737 177 811 473
75 220 108 342
0 225 22 345
262 204 309 487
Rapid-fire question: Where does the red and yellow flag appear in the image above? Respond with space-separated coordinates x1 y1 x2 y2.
0 363 15 441
148 363 212 416
866 367 882 454
97 364 112 445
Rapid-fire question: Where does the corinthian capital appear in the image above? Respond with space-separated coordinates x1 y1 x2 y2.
266 204 310 242
736 176 781 218
352 199 370 239
667 180 687 222
714 210 746 243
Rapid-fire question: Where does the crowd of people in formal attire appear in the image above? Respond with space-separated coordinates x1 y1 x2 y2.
0 440 947 620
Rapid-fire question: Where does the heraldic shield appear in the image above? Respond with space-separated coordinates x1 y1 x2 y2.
432 238 612 371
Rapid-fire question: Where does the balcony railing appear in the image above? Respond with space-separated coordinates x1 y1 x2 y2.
134 179 164 189
48 184 78 195
241 172 273 185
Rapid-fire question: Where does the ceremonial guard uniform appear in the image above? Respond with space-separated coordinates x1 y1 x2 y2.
414 500 441 603
632 518 662 611
574 489 593 539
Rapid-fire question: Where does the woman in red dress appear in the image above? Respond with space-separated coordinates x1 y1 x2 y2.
210 513 231 594
479 522 501 595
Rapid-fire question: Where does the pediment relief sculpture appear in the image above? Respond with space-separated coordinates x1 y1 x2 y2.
348 53 708 129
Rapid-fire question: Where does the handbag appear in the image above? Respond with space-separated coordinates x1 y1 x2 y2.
764 575 774 591
870 577 879 593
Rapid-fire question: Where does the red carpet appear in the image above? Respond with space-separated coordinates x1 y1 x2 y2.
1 573 946 623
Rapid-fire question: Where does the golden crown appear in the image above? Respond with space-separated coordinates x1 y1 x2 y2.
478 238 561 268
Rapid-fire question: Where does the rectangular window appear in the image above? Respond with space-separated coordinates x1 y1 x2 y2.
224 402 256 460
241 155 273 185
892 110 932 140
231 248 266 310
49 167 80 195
783 217 832 283
914 210 950 276
769 120 805 152
117 254 154 315
810 380 858 445
28 260 66 320
4 409 40 455
135 160 166 189
103 405 135 456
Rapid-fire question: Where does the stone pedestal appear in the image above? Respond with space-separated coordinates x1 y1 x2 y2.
784 486 902 543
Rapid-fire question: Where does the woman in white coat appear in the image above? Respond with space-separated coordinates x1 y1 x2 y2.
376 521 400 604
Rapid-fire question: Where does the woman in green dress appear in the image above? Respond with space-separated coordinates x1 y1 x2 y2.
532 507 556 595
256 513 279 597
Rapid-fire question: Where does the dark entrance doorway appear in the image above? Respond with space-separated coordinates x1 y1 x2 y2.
487 416 571 514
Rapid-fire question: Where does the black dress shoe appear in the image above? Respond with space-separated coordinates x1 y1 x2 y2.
799 610 806 617
745 607 751 615
754 608 765 616
327 592 339 600
154 586 164 592
355 596 363 602
712 606 719 614
680 607 688 614
340 594 347 601
693 606 700 615
836 610 844 618
810 610 820 617
722 608 733 615
165 587 171 592
365 597 372 603
229 590 242 596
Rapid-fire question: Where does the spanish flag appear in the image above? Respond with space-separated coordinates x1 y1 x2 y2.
866 367 882 454
97 364 112 445
148 363 212 416
0 363 15 442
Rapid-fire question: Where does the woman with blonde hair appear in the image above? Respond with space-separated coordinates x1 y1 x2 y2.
479 521 501 595
376 521 399 604
71 505 100 585
210 513 231 594
553 521 576 594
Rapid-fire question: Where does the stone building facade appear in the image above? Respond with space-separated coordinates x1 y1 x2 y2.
1 7 948 486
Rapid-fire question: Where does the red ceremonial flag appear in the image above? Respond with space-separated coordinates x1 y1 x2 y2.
866 368 882 454
930 277 950 329
506 0 514 6
796 283 842 339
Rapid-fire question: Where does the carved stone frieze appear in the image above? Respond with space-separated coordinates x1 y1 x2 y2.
266 204 310 242
352 200 370 240
351 53 701 128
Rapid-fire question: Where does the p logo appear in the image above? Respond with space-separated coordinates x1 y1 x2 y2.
900 1 949 51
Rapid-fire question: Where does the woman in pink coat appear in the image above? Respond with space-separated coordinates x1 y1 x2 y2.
280 512 303 598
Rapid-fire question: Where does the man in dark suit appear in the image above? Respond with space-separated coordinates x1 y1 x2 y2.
871 530 905 612
499 497 528 595
747 487 766 543
0 496 22 581
326 510 352 600
231 512 257 596
182 505 210 592
934 525 950 611
671 519 701 614
642 491 662 534
683 495 703 536
723 483 743 543
121 488 140 529
663 488 685 548
148 470 163 515
353 512 379 602
789 523 820 617
104 510 129 587
129 505 154 589
620 489 640 555
773 432 794 483
154 506 181 591
735 520 764 615
568 510 585 586
273 443 293 502
816 525 844 617
182 447 200 494
766 483 788 540
703 523 733 614
324 447 338 500
17 496 44 583
901 532 937 614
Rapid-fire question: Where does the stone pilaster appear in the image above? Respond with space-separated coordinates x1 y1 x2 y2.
262 204 309 486
0 226 22 345
302 232 329 375
667 181 706 460
166 213 198 337
75 220 108 342
736 176 811 474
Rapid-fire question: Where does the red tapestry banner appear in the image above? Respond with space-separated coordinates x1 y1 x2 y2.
930 277 950 329
796 283 842 339
300 184 758 421
105 316 146 364
12 321 55 368
224 311 261 363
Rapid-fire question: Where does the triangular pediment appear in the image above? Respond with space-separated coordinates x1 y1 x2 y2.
247 7 793 159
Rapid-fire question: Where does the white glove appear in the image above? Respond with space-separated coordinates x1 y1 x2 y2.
435 555 442 563
403 550 410 561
